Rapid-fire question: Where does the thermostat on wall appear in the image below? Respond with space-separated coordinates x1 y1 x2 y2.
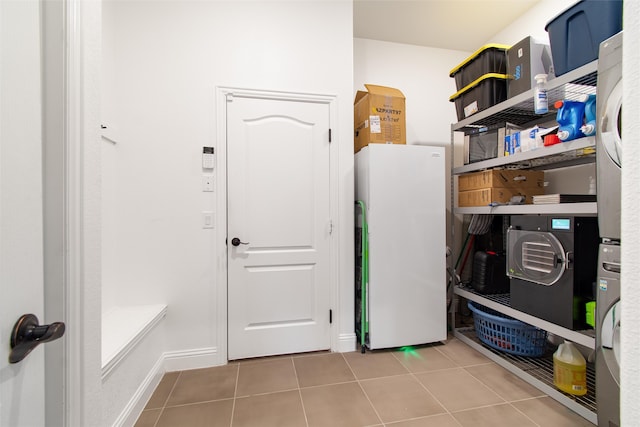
203 147 215 169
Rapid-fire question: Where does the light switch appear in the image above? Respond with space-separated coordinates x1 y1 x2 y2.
202 175 214 192
202 211 214 229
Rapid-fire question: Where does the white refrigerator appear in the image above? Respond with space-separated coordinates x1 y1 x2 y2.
355 144 447 349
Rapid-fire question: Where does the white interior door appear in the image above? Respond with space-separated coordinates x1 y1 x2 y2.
227 92 331 360
1 1 53 425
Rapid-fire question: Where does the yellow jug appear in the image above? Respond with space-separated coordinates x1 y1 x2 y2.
553 341 587 396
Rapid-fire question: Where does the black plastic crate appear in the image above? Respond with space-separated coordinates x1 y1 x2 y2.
450 44 509 91
450 73 508 122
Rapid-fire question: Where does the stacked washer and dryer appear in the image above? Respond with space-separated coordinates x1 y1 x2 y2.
595 31 622 427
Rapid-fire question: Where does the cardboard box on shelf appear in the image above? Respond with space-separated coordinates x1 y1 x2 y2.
458 169 545 192
458 187 544 207
354 84 406 153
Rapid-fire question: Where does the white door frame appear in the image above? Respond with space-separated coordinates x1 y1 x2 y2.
215 87 340 364
53 0 102 425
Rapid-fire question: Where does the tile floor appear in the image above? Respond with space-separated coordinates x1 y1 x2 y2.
134 336 594 427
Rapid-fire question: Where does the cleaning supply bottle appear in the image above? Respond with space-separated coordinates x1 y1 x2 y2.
580 94 597 136
555 100 587 142
534 74 548 114
553 341 587 396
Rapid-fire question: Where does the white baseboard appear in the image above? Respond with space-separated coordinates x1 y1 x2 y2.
112 347 223 427
112 355 164 427
163 347 222 372
336 333 357 353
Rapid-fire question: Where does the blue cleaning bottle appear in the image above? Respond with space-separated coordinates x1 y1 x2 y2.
555 100 586 142
534 74 549 114
580 94 597 136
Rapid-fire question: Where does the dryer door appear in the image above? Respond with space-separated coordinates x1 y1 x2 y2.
600 79 622 168
507 229 567 286
601 300 621 385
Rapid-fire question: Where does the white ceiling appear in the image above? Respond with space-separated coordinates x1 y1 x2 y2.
354 0 541 52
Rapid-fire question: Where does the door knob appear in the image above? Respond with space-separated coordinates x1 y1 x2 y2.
231 237 249 247
9 314 65 364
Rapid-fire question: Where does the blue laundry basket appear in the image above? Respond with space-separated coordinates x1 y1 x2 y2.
468 301 548 357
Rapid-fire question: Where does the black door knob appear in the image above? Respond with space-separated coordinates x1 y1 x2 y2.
9 314 65 364
231 237 249 247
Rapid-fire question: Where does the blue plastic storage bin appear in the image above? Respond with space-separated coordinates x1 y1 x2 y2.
545 0 622 76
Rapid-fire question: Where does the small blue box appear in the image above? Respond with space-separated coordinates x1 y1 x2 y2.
545 0 622 76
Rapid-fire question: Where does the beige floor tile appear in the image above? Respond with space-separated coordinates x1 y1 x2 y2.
293 353 354 387
415 368 504 412
300 382 380 427
435 339 491 367
452 403 538 427
391 346 457 373
343 350 409 380
360 374 446 423
236 358 298 397
155 400 233 427
512 396 595 426
165 365 238 407
144 372 180 409
232 390 307 427
135 345 591 427
133 409 161 427
465 363 545 401
386 413 462 427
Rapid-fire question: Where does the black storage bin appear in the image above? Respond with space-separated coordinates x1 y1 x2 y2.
545 0 623 76
449 73 508 122
450 44 509 91
471 251 509 295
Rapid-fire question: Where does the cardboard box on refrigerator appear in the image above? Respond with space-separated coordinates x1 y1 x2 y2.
354 84 406 153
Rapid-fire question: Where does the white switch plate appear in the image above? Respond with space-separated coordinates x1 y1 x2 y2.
202 211 214 229
202 175 214 192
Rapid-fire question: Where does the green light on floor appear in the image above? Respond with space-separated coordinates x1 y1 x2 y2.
397 345 424 361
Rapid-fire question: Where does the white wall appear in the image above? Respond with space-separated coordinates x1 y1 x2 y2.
622 1 640 423
101 0 354 372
